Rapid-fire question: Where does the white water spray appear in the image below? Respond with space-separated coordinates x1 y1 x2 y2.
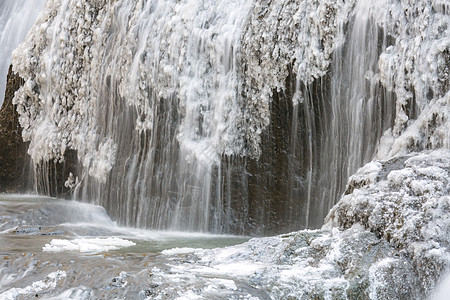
0 0 47 105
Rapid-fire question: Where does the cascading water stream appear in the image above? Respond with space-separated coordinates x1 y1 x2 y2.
38 0 255 232
9 0 391 234
0 0 47 106
8 0 448 235
281 0 396 229
1 1 449 298
314 0 395 222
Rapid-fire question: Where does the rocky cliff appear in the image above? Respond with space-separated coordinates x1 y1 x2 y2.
0 65 29 192
0 66 78 196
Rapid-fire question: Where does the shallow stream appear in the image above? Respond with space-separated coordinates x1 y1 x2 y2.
0 194 250 299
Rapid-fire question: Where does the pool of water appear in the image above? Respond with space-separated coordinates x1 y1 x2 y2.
0 194 250 299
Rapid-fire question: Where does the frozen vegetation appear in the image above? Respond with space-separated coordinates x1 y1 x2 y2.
0 0 47 107
10 0 354 166
10 0 449 179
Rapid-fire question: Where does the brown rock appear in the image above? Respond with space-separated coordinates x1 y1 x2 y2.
0 65 29 192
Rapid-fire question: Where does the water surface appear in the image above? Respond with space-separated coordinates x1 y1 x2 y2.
0 194 249 299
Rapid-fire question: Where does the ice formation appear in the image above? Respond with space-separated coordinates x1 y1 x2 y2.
10 0 355 231
238 0 354 156
43 237 136 253
1 0 448 294
326 149 450 296
11 0 354 166
0 0 47 106
146 150 449 299
149 227 420 298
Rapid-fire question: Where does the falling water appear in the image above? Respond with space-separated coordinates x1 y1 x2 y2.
1 1 449 298
0 0 47 106
7 0 447 235
10 0 393 234
237 0 397 230
13 0 256 233
313 0 396 224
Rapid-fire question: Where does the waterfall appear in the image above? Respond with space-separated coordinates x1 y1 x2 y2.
8 0 449 235
315 0 396 224
0 0 47 106
13 0 258 233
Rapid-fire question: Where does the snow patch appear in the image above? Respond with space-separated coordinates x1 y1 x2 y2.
43 237 136 253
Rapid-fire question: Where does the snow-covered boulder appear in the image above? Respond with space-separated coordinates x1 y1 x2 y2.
326 149 450 296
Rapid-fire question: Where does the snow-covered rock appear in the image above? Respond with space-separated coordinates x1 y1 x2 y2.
148 228 415 299
326 149 450 296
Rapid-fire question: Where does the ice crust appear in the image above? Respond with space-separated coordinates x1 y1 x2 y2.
326 149 450 296
147 228 415 299
377 92 450 158
43 237 136 253
10 0 354 176
5 0 450 297
8 0 449 232
8 0 447 214
0 0 47 107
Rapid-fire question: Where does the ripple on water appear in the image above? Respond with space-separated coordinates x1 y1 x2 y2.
0 194 249 298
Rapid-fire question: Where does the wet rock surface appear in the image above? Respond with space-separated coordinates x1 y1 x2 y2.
138 227 419 299
0 65 28 193
0 66 78 196
144 151 449 299
140 150 449 299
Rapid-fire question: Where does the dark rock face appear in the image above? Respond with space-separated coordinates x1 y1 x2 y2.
32 148 79 198
0 65 29 193
219 71 333 235
0 66 78 196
